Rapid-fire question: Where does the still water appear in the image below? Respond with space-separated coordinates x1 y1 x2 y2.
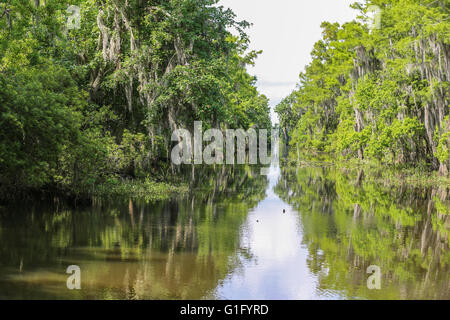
0 164 449 299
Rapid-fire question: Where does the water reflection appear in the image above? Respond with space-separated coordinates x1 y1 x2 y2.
0 163 448 300
0 165 268 299
274 165 450 300
212 166 339 299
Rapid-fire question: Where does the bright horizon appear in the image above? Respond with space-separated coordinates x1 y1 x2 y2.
219 0 359 124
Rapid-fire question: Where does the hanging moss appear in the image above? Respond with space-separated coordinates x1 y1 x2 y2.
276 0 450 176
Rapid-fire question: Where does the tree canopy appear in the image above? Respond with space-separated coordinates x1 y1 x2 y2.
276 0 449 175
0 0 271 196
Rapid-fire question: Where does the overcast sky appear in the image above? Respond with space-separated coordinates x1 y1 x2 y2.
219 0 358 123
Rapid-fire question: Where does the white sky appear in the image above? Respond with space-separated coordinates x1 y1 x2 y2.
219 0 359 123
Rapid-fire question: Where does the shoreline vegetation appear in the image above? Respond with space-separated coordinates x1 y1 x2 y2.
0 1 272 202
2 155 448 206
92 178 189 201
0 177 189 205
275 0 450 178
281 155 450 188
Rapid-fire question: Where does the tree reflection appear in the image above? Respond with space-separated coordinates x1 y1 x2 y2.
275 165 450 299
0 165 268 299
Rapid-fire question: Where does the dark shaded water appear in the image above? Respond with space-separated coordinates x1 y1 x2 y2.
0 164 449 299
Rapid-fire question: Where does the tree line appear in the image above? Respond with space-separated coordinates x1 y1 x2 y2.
0 0 271 198
276 0 449 175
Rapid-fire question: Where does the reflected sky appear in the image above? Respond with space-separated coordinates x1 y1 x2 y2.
213 165 342 299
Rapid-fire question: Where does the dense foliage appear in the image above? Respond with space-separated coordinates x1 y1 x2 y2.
276 0 449 175
0 0 271 196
